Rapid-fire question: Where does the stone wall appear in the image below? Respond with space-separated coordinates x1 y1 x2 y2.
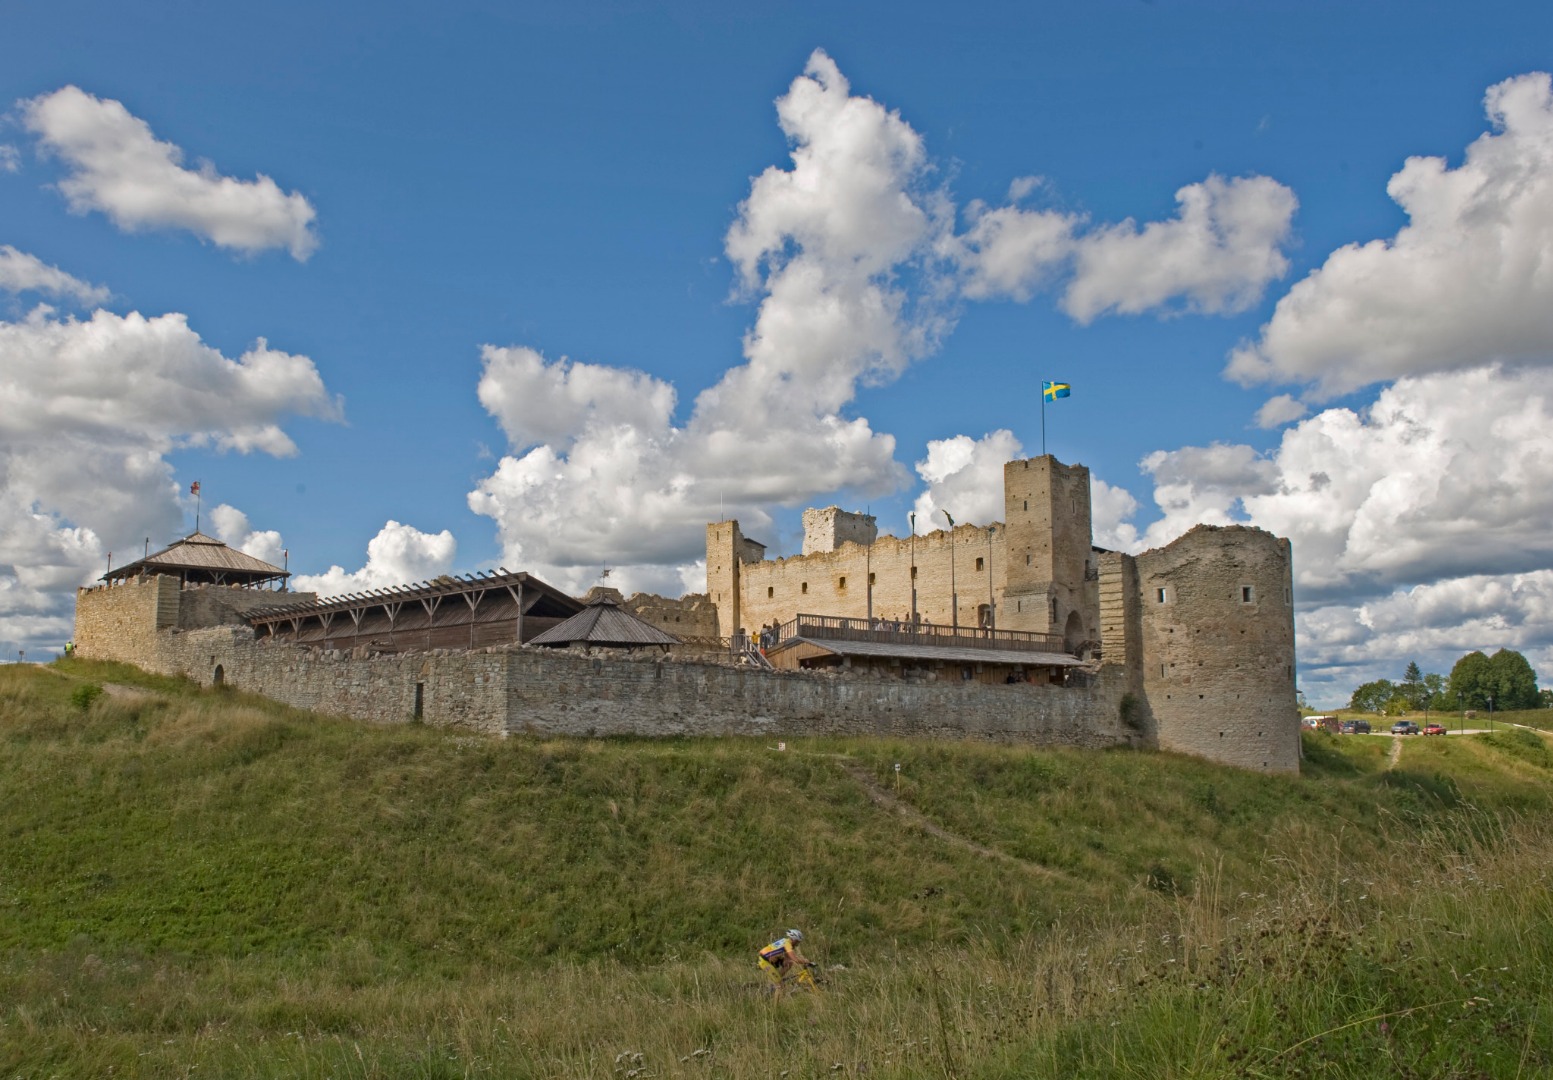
731 526 1014 639
623 591 721 643
149 625 1133 748
802 507 878 555
74 577 180 668
176 583 316 630
167 627 511 733
710 456 1099 643
1136 525 1299 772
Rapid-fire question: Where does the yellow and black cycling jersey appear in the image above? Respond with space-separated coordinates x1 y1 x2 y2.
759 936 797 967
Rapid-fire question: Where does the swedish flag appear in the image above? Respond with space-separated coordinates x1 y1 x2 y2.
1042 381 1071 401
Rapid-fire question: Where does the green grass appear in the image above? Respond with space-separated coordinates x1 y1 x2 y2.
4 660 1552 1077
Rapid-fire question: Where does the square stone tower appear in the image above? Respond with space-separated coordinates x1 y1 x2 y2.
705 520 767 639
999 456 1095 648
802 507 878 555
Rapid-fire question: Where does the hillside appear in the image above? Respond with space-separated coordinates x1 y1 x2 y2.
3 660 1551 1078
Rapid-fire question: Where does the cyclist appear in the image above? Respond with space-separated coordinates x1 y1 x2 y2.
758 928 813 990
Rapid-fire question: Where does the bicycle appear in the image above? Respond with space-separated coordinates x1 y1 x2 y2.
763 961 823 997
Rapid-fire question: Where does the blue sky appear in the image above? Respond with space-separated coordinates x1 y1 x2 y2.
4 0 1553 706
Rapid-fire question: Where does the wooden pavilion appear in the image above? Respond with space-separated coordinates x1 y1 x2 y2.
102 532 289 588
527 594 681 650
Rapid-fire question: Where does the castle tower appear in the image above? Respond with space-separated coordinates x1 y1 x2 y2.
705 520 766 639
802 507 878 555
1000 456 1095 647
1134 525 1299 772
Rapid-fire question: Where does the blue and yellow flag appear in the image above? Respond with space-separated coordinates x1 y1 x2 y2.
1042 381 1071 401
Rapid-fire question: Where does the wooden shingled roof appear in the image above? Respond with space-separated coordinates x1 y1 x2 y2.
103 531 289 586
527 595 681 648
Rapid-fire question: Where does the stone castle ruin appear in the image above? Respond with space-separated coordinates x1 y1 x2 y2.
74 455 1300 771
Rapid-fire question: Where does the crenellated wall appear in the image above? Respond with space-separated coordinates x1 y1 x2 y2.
74 484 1301 773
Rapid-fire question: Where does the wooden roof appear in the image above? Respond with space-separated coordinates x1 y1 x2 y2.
248 567 581 623
770 636 1080 668
528 595 681 648
246 568 586 654
103 531 288 586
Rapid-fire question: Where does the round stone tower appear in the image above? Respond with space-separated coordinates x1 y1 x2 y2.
1135 525 1299 772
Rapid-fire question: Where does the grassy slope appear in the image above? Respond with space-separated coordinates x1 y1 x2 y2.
4 660 1551 1078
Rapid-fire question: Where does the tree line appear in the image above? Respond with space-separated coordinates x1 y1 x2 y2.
1347 649 1548 716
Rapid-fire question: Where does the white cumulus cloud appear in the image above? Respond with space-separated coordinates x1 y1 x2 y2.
950 173 1297 321
20 86 318 259
1254 393 1309 429
1062 174 1297 323
208 503 286 568
1228 71 1553 397
910 430 1024 531
1123 365 1553 702
0 245 109 305
290 521 457 597
470 50 945 587
0 305 341 653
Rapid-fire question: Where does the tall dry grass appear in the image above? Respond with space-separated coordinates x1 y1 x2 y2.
3 662 1551 1077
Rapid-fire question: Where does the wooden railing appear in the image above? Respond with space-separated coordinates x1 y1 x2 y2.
760 613 1066 655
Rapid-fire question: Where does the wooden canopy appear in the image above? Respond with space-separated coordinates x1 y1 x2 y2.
247 568 584 653
102 531 288 588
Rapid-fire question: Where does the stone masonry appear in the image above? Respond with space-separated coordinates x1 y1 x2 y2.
74 454 1301 772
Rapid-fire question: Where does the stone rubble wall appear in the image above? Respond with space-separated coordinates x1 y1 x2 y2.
175 584 317 630
145 626 1131 748
622 591 721 642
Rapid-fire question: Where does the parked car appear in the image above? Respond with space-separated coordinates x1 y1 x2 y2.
1424 723 1447 736
1340 719 1372 734
1391 721 1421 735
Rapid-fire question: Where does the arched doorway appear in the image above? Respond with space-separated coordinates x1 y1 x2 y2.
212 664 225 686
1063 610 1084 655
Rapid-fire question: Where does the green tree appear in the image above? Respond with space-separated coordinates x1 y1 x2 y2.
1420 672 1447 714
1350 679 1398 715
1402 661 1423 706
1486 648 1539 710
1448 651 1492 709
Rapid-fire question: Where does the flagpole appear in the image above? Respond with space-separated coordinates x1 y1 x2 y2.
1041 379 1047 456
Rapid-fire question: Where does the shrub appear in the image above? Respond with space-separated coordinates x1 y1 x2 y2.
69 683 104 711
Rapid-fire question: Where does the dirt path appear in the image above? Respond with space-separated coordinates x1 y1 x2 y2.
838 762 1068 880
1386 737 1403 771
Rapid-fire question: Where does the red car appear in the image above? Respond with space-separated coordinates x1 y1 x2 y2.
1424 723 1447 736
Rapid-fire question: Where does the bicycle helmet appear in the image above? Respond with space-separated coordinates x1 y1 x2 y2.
786 928 804 943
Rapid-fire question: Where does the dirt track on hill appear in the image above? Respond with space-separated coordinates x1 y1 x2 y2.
839 762 1069 880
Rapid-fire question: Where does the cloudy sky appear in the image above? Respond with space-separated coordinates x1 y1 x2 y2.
4 0 1552 706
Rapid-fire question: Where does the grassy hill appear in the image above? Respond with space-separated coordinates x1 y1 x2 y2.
3 660 1551 1078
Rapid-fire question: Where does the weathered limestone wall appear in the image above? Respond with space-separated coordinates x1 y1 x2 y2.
502 649 1129 743
1136 525 1299 772
802 507 878 555
1001 457 1096 644
176 583 317 630
731 526 1013 639
164 627 511 733
711 456 1099 645
623 591 721 642
148 627 1131 748
74 577 180 667
75 578 317 667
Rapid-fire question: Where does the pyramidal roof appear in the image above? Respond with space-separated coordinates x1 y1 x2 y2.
527 595 681 648
103 531 288 586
